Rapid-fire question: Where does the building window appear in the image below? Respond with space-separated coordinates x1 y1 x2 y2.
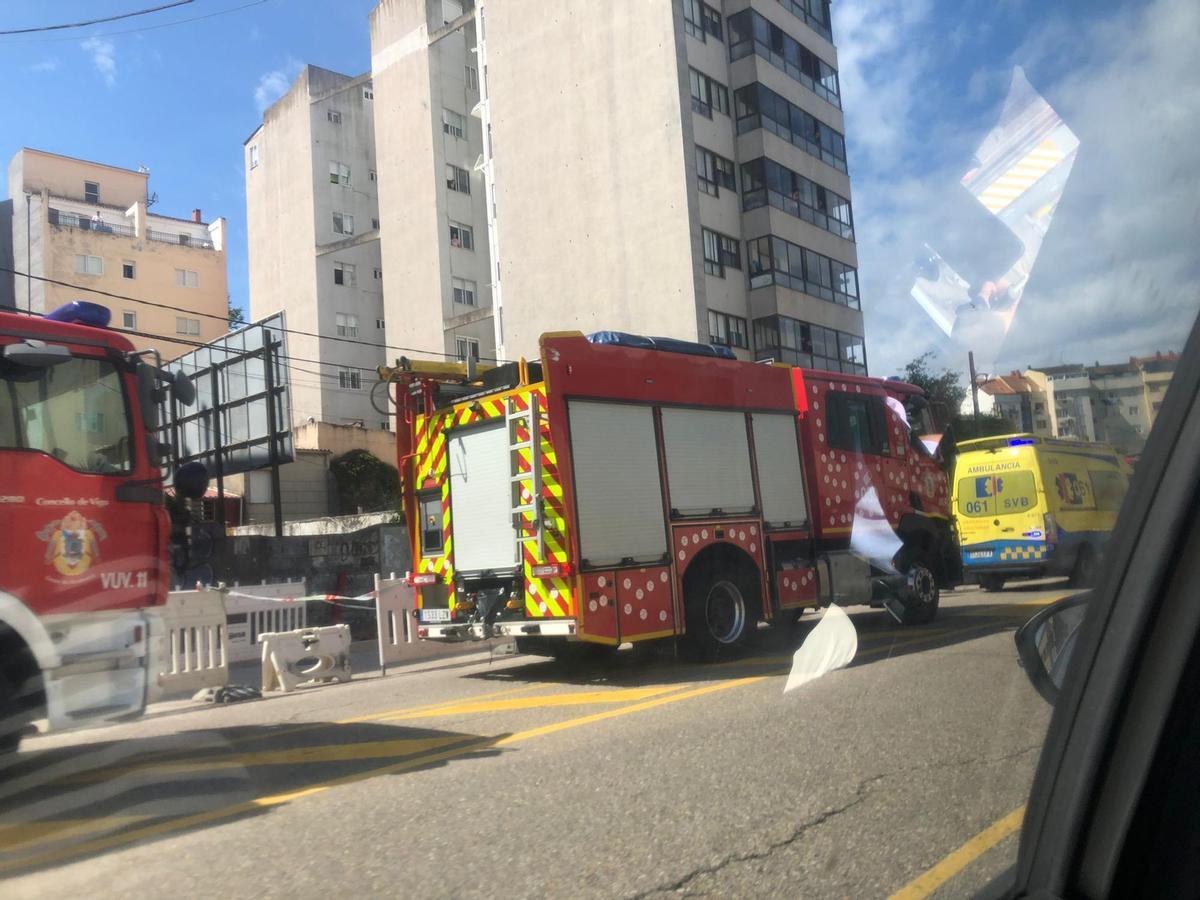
684 0 723 42
452 276 477 306
122 310 137 330
374 267 383 280
456 336 481 361
362 86 374 100
176 317 201 336
122 260 136 279
701 228 739 277
74 254 103 276
327 109 342 125
442 108 467 138
449 221 474 249
338 368 362 390
333 261 357 286
84 181 100 204
465 65 479 91
329 161 351 185
746 235 859 308
333 212 355 235
740 158 854 240
695 145 736 197
376 318 386 329
753 315 866 375
735 83 847 173
708 310 748 348
175 268 200 288
369 170 377 182
774 0 833 41
1128 405 1139 416
446 164 471 194
727 9 841 108
689 68 729 118
249 145 259 169
336 312 359 337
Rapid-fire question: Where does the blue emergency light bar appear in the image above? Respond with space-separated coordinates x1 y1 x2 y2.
1008 437 1037 446
44 300 111 328
587 331 736 360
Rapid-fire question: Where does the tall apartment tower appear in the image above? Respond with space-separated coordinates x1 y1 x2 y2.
245 65 386 428
6 148 229 360
370 0 495 364
370 0 863 373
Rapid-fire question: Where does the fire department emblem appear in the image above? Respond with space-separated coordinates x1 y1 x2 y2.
37 510 107 578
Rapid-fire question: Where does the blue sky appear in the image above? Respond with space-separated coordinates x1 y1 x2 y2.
2 0 1197 379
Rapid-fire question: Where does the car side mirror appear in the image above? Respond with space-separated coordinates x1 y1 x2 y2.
1015 592 1090 704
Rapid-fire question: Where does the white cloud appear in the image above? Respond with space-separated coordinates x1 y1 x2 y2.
29 57 59 73
845 0 1200 379
81 36 116 87
254 59 303 113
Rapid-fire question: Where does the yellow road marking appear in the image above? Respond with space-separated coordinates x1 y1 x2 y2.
63 735 471 782
888 805 1025 900
376 684 687 719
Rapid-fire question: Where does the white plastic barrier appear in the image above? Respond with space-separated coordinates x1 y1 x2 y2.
259 624 353 693
224 579 308 663
146 589 230 701
374 573 415 675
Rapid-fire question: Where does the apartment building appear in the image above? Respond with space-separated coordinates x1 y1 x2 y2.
369 0 494 365
5 148 228 359
369 0 863 371
981 352 1180 455
245 65 386 428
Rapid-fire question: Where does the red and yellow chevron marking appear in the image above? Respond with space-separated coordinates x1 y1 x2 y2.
410 387 578 621
972 137 1069 214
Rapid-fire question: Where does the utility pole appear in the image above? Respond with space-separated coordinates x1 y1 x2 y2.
969 351 981 436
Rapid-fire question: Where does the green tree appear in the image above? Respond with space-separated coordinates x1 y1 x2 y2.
228 296 246 328
900 351 968 413
330 450 400 514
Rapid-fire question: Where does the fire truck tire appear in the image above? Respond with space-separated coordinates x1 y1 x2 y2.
979 574 1007 592
894 549 940 626
0 669 23 755
681 575 755 661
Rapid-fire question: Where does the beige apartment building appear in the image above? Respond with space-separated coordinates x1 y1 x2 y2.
5 148 228 360
369 0 864 370
245 65 387 428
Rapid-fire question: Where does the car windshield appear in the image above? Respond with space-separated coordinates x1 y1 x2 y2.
0 1 1197 898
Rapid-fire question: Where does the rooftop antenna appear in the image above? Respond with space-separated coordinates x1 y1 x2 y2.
146 190 159 209
137 163 150 175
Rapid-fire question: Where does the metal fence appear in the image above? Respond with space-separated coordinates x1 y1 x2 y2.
48 208 137 239
147 227 215 250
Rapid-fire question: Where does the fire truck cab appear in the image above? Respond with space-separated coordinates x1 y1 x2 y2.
387 331 959 661
0 301 196 751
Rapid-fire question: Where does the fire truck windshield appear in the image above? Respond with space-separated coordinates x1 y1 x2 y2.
0 354 133 475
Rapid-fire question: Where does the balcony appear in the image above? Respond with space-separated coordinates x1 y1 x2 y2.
147 228 214 250
48 208 136 239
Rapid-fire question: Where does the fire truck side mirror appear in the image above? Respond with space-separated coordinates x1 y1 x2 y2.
171 369 197 407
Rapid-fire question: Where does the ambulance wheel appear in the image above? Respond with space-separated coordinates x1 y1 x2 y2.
1070 544 1097 588
0 669 23 755
681 575 753 662
894 549 940 626
980 574 1006 592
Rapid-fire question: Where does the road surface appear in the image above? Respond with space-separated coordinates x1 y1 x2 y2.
0 582 1066 899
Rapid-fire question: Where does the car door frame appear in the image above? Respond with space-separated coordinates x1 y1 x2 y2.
1003 315 1200 897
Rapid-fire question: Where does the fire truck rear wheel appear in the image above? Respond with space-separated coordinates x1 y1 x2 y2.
0 668 23 755
682 576 754 661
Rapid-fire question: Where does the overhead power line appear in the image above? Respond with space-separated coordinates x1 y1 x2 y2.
0 1 193 36
1 266 506 363
1 0 274 43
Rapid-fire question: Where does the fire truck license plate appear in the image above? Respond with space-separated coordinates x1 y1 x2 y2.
420 608 451 623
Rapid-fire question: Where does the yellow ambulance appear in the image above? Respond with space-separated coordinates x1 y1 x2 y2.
951 434 1129 591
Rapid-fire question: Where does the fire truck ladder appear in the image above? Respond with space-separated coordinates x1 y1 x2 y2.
507 393 544 560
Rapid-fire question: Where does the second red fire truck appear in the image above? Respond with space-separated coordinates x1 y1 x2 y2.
383 331 960 660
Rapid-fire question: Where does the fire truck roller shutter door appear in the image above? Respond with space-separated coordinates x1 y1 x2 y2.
660 408 756 516
448 422 520 573
751 413 810 528
567 401 668 568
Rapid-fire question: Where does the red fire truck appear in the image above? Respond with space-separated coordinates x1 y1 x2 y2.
0 301 197 751
385 331 960 660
